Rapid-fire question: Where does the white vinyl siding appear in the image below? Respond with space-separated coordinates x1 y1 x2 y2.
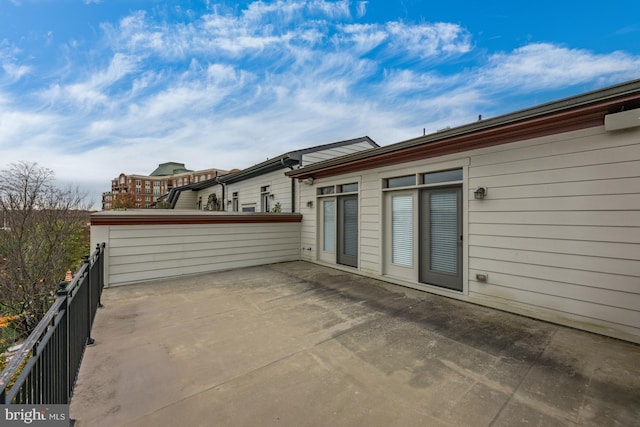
92 220 301 286
224 169 294 213
467 126 640 343
358 177 381 275
173 191 197 209
298 125 640 343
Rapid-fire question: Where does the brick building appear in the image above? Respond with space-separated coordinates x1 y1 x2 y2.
102 162 228 210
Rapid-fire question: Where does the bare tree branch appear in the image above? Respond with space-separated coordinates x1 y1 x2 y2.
0 161 91 337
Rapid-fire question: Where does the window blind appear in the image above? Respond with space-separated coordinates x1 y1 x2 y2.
323 200 335 252
342 198 358 256
430 192 457 274
392 195 413 266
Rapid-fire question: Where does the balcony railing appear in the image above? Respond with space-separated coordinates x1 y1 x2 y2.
0 243 106 404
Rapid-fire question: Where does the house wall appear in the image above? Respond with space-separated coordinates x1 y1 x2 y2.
173 191 198 209
197 185 224 210
299 125 640 343
91 212 302 287
224 169 294 212
301 141 376 166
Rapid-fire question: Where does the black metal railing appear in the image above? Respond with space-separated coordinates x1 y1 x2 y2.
0 242 106 404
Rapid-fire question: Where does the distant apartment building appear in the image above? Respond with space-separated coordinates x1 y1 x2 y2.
102 162 228 210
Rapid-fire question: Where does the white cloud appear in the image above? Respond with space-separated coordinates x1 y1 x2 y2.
37 53 139 111
2 63 31 82
0 41 31 83
386 22 472 58
356 1 367 18
478 43 640 91
337 24 388 54
1 1 638 209
104 2 470 65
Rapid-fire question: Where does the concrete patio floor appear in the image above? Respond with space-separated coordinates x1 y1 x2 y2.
70 261 640 427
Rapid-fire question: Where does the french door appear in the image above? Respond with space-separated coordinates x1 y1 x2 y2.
419 187 462 291
320 194 358 268
337 195 358 267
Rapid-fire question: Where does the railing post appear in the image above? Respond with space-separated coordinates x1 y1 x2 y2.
97 243 104 308
56 281 70 402
84 255 95 346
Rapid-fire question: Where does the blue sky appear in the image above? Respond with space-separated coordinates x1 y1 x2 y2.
1 0 639 207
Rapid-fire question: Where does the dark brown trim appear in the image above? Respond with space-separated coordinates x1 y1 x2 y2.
289 88 640 180
91 213 303 226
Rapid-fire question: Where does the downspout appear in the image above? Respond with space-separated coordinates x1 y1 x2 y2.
215 171 225 212
221 182 225 211
281 157 296 213
291 178 295 213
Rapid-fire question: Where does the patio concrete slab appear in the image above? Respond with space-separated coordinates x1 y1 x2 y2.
70 261 640 427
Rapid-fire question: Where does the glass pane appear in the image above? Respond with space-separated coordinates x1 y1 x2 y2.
423 169 463 184
323 200 335 252
340 183 359 193
392 195 413 266
430 192 457 274
319 186 335 195
342 198 358 256
387 175 416 188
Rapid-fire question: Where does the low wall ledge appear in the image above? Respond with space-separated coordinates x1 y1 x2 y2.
91 210 303 226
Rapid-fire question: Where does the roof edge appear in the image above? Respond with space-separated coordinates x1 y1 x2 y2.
287 79 640 178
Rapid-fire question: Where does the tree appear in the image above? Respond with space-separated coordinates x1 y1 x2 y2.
111 191 136 210
0 161 91 337
154 200 172 209
207 193 222 211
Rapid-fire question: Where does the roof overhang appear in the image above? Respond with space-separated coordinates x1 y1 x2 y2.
287 79 640 180
220 156 299 184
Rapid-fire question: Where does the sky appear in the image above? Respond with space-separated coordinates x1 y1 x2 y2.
1 0 639 208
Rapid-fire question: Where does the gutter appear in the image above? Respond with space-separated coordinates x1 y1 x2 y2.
287 78 640 179
281 158 296 213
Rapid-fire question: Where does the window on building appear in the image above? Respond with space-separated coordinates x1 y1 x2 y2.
386 175 416 189
318 186 335 195
232 192 239 212
261 185 271 212
422 169 463 184
318 183 358 195
338 183 358 193
381 167 464 290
